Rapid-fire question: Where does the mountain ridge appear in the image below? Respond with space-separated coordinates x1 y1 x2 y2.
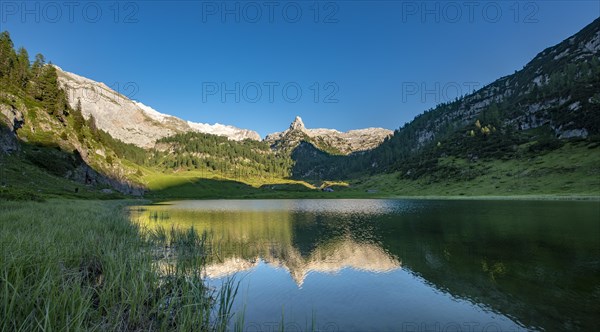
56 67 392 153
266 115 393 154
289 18 600 180
56 66 262 147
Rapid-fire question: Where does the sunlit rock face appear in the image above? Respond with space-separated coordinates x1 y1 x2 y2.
265 116 393 154
55 66 260 148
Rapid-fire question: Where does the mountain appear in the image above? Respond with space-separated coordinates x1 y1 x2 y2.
396 18 600 147
266 116 392 154
56 67 391 154
1 19 599 199
386 18 600 157
293 18 600 180
56 66 261 148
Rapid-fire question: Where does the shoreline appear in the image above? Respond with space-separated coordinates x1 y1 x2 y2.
138 193 600 203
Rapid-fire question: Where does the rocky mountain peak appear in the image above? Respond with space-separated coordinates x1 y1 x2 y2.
54 66 260 147
266 116 393 154
290 116 306 131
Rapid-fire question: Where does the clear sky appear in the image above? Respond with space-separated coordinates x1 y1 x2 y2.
2 1 599 137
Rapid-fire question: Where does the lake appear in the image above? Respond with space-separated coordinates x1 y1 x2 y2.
130 199 600 331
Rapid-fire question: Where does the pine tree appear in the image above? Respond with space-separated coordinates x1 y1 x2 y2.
0 31 16 79
37 64 60 116
73 99 85 133
87 114 98 134
14 47 30 88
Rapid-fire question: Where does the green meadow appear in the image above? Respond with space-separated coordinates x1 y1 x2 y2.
349 141 600 198
2 140 599 202
0 199 239 331
139 141 600 200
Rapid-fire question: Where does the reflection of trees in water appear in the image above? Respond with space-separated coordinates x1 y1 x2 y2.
131 201 600 331
374 201 600 332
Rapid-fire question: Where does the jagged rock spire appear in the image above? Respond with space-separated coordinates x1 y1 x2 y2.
289 116 305 131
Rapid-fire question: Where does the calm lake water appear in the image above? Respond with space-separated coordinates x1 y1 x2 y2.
131 199 600 331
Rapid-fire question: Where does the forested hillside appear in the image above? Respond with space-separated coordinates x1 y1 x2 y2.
0 31 153 197
149 132 293 179
291 18 600 183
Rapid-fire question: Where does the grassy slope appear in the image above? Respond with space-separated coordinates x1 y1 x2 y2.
1 82 146 196
140 168 349 199
348 141 600 198
2 141 598 201
0 199 238 331
0 153 124 200
135 140 600 200
141 170 346 199
142 168 316 190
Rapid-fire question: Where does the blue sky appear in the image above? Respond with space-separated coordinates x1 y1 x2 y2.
2 1 599 137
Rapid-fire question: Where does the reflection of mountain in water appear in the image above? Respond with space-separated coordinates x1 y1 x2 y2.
131 204 401 286
204 257 259 279
204 238 400 286
131 200 600 331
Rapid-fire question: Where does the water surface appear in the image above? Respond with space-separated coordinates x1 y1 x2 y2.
131 199 600 331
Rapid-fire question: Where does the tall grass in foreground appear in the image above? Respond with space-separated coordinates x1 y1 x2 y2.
0 200 238 331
